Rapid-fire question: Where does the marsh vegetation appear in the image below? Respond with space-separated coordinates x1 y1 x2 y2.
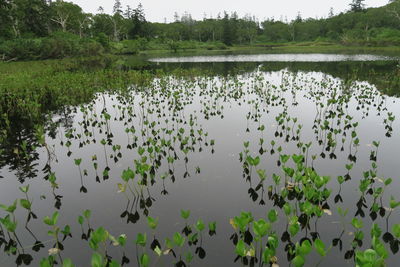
0 54 399 267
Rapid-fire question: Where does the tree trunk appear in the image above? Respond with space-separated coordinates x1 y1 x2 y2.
365 24 369 42
61 21 67 32
12 19 20 38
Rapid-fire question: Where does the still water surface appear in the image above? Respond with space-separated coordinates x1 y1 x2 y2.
149 53 396 63
0 54 399 266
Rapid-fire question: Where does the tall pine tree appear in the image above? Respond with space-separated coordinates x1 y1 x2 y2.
350 0 366 12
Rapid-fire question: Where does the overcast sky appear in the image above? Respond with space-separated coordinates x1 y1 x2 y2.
70 0 389 22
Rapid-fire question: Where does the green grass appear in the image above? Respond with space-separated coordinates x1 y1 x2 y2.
0 57 154 128
133 41 400 57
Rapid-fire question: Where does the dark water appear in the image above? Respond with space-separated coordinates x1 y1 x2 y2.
1 54 400 267
149 53 395 63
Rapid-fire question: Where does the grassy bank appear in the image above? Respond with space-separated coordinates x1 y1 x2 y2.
0 58 154 128
2 36 400 62
133 41 400 57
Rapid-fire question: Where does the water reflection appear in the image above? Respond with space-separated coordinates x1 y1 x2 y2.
149 53 396 63
0 58 399 266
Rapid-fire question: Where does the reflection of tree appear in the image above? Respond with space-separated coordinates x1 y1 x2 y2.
155 61 261 76
151 60 399 95
1 60 398 185
0 105 77 183
259 61 400 96
55 106 76 132
0 117 40 183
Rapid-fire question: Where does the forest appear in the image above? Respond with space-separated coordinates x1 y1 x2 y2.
1 0 400 60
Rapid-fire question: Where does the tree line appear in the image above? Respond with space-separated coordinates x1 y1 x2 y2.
0 0 400 60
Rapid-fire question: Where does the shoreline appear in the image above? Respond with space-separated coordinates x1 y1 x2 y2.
135 44 400 58
1 44 399 64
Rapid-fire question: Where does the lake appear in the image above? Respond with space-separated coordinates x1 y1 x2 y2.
0 53 399 267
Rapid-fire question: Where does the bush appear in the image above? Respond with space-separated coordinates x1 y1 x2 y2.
120 40 139 55
110 42 124 54
374 28 400 39
136 37 149 50
95 33 110 51
0 32 104 60
40 32 80 59
0 38 41 60
167 40 180 53
216 42 228 50
78 40 104 57
205 42 228 50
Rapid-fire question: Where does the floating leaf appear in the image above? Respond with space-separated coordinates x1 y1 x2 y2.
136 233 147 247
181 210 190 219
235 240 246 257
292 255 305 267
314 239 326 257
91 252 103 267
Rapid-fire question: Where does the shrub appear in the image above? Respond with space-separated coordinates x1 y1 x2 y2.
216 42 228 50
40 36 78 59
0 38 41 60
0 32 104 60
167 40 180 53
110 42 124 54
79 40 104 57
120 40 140 55
95 33 110 51
375 28 400 39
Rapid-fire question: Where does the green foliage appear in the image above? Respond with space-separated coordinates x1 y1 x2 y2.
147 216 158 230
393 224 400 238
235 239 247 257
181 209 190 220
19 199 31 210
195 219 205 232
253 219 270 237
140 253 149 267
355 249 385 267
314 239 326 257
208 221 217 232
1 0 399 61
0 38 41 60
128 4 148 39
0 32 104 61
95 33 110 51
0 58 154 132
121 168 135 182
63 259 75 267
83 210 91 219
292 255 305 267
91 252 103 267
0 215 17 232
43 211 59 226
136 233 147 247
0 200 17 213
173 232 185 247
298 240 312 256
90 227 109 250
350 0 366 12
289 222 300 237
267 209 278 223
352 218 364 229
167 40 180 53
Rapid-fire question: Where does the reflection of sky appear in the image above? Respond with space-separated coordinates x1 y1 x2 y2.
150 54 397 63
0 69 399 266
